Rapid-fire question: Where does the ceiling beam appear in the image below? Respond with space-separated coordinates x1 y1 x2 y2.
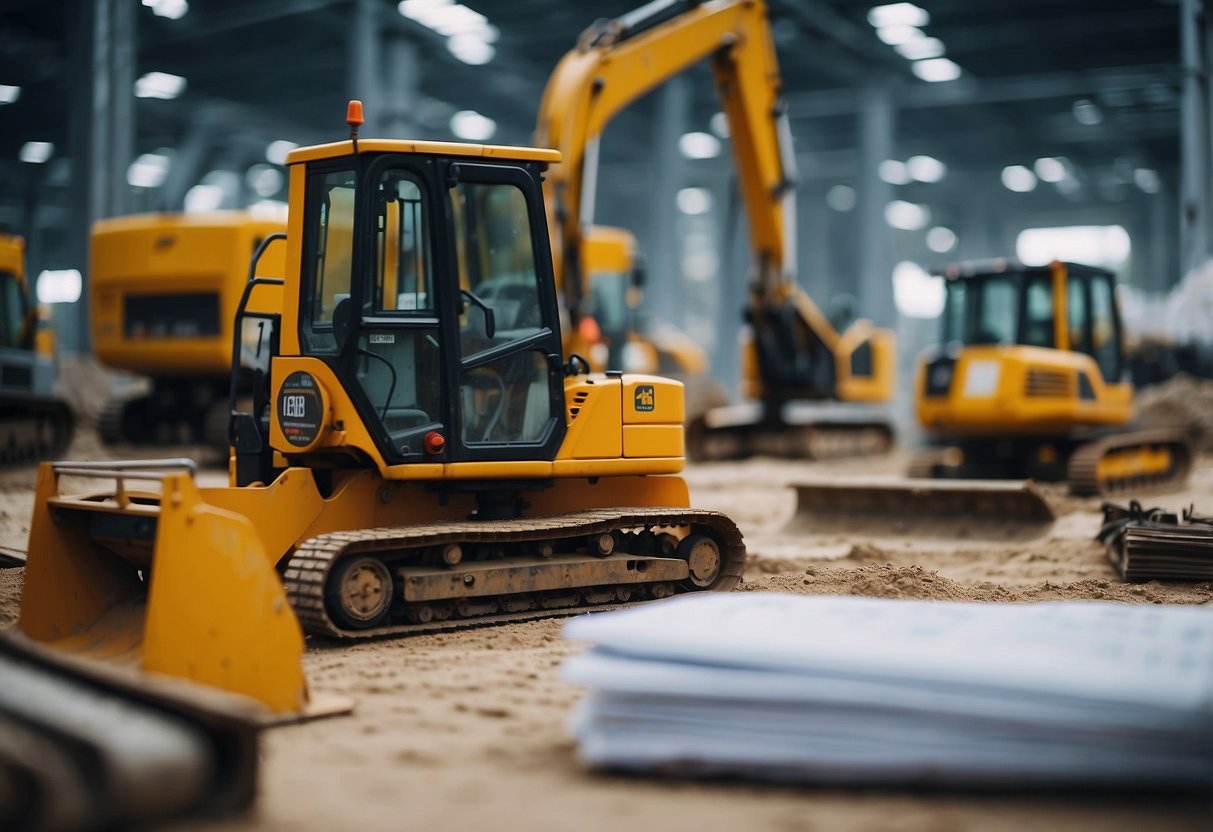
785 65 1182 119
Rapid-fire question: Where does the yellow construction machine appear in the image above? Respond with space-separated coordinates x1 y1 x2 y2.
91 212 286 446
913 260 1192 495
0 233 73 465
19 105 745 714
536 0 896 461
571 225 714 379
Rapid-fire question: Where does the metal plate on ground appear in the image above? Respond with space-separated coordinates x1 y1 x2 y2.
1107 524 1213 582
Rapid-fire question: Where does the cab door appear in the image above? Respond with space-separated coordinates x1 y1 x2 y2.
444 162 565 461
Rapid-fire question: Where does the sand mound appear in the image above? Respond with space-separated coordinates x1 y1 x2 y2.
1136 373 1213 451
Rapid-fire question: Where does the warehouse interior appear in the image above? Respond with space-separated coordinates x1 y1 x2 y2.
2 1 1202 358
1 2 1212 831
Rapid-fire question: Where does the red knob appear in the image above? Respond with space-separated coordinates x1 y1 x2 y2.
424 430 445 455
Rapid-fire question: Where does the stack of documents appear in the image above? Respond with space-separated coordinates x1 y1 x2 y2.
563 593 1213 788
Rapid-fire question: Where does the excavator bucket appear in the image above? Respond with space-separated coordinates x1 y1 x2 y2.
787 478 1056 539
18 460 317 720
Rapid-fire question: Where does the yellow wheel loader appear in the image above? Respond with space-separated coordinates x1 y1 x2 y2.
537 0 896 462
0 233 73 465
913 260 1192 496
90 212 286 446
19 105 745 715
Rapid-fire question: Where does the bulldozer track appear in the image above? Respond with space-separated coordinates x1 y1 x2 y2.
1067 429 1193 497
283 508 746 640
0 397 73 467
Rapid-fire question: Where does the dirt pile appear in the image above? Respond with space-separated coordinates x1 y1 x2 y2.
1136 373 1213 451
743 561 1213 605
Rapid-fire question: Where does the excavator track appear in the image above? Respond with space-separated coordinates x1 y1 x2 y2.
0 396 73 466
1067 429 1194 497
283 508 746 640
97 394 133 445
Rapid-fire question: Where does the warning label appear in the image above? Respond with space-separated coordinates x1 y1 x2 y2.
634 384 655 413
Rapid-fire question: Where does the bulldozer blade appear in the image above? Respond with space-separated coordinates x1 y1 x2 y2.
787 478 1056 539
18 461 331 720
0 629 261 831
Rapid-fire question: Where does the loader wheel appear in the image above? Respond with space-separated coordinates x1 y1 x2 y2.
678 534 722 589
326 556 394 629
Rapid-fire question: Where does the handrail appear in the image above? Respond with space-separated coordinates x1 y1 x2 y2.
52 456 198 475
51 458 199 508
226 230 288 447
51 458 198 480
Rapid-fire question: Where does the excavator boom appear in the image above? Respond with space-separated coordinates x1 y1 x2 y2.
537 0 895 459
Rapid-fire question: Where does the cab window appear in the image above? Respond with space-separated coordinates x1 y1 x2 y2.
449 177 556 448
302 168 356 352
372 172 433 314
1089 274 1121 381
0 272 26 349
1022 274 1055 348
1067 273 1090 354
356 168 443 450
451 181 543 358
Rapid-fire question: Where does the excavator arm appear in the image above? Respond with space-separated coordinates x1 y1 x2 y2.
536 0 892 412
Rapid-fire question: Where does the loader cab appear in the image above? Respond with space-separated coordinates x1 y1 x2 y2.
938 261 1124 382
0 237 32 352
295 145 567 467
0 268 31 352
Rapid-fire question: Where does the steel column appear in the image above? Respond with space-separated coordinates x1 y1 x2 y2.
1180 0 1212 276
382 36 421 138
855 82 896 327
644 77 692 332
64 0 136 354
350 0 384 134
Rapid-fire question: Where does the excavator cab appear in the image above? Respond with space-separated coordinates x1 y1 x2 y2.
233 145 574 486
914 260 1190 493
917 260 1132 442
303 157 564 459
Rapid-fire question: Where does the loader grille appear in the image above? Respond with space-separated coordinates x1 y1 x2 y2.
1 362 32 389
568 390 589 421
124 292 221 339
1024 368 1072 398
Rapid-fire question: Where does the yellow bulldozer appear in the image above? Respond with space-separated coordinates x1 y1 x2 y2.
912 259 1192 495
19 104 746 716
0 233 73 465
91 212 286 446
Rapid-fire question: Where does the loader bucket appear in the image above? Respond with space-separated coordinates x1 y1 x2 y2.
787 477 1056 539
19 460 312 718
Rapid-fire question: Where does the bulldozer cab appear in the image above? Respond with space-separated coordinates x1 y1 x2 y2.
287 150 567 469
939 261 1125 383
0 236 33 352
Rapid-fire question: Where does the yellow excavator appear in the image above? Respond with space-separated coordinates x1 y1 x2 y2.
91 212 286 446
0 233 73 465
19 103 746 716
913 260 1192 495
570 226 716 384
536 0 896 461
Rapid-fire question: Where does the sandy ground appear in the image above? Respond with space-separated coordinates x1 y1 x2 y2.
1 435 1212 830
